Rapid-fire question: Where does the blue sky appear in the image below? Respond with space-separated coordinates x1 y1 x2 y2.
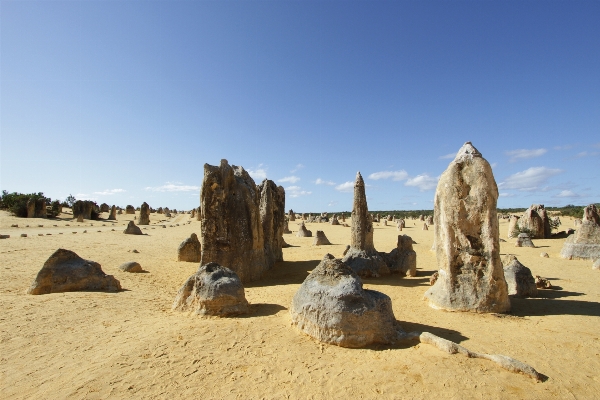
1 1 598 211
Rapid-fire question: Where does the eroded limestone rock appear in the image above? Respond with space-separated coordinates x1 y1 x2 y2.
28 249 121 294
424 142 510 313
124 221 143 235
502 255 537 298
172 262 248 316
138 202 150 225
178 233 201 262
296 221 312 237
560 204 600 260
515 233 535 248
381 235 417 277
313 230 331 246
107 205 117 221
119 261 143 273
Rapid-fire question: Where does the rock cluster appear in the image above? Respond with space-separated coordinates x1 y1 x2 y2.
172 262 249 316
28 249 121 295
178 233 202 262
560 204 600 260
199 159 285 283
424 142 510 313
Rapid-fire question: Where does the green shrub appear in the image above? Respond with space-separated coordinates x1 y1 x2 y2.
0 190 51 217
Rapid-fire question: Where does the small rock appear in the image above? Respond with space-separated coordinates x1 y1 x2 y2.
119 261 143 273
21 233 27 237
83 230 87 233
1 234 11 239
38 234 43 236
540 252 549 258
535 275 553 289
11 224 18 228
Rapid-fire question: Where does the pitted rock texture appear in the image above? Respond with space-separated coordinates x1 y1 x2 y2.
290 254 401 348
560 204 600 260
424 142 510 313
124 221 143 235
28 249 121 295
172 262 248 316
178 233 202 262
502 255 537 298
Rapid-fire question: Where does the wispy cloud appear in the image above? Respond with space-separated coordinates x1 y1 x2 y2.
247 165 268 181
505 148 547 162
575 151 600 158
554 190 580 198
286 186 312 198
404 174 438 191
328 201 338 207
93 188 125 196
335 181 354 192
439 153 456 160
278 176 300 184
499 192 514 197
490 162 498 168
145 182 200 192
75 193 98 201
368 170 408 181
291 164 304 173
554 144 575 150
315 178 336 186
499 167 562 191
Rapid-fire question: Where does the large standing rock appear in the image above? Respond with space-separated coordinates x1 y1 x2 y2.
200 159 283 283
178 233 202 262
288 209 296 222
290 254 400 348
313 230 331 246
28 249 121 295
424 142 510 313
172 262 249 316
560 204 600 260
26 198 47 218
283 219 292 234
519 205 550 239
125 205 135 214
502 255 537 298
107 205 117 220
100 203 109 213
296 221 312 237
341 172 388 278
259 179 286 268
507 215 520 238
123 221 143 235
138 202 150 225
381 235 417 277
72 200 95 220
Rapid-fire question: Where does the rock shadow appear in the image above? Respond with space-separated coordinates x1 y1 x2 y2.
241 303 287 318
244 259 320 288
364 321 468 351
510 297 600 317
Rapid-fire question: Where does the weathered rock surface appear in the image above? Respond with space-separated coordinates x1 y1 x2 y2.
138 202 150 225
342 172 388 278
119 261 143 273
172 262 249 316
26 198 47 218
502 255 537 298
424 142 510 313
519 205 550 239
507 215 520 238
296 221 312 237
381 235 417 277
330 215 340 225
107 205 117 221
123 221 143 235
288 209 295 222
178 233 202 262
560 204 600 260
28 249 121 294
200 159 284 283
515 233 535 248
313 230 331 246
290 254 400 348
72 200 95 220
100 203 109 213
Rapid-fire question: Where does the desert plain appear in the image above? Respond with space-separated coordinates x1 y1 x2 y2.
1 209 599 399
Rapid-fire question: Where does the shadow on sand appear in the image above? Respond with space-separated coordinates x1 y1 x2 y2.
510 294 600 317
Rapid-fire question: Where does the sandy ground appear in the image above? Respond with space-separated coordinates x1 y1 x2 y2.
1 209 599 399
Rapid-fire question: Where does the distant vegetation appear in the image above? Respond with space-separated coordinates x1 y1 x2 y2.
0 190 52 217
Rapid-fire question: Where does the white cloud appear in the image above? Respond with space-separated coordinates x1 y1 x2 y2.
575 151 600 158
328 201 338 207
499 167 562 191
505 148 547 162
439 153 456 160
499 192 514 197
554 190 579 198
335 181 354 192
286 186 312 198
93 188 126 196
291 164 304 173
490 162 498 168
145 183 200 192
554 144 574 150
404 174 438 191
247 164 267 181
315 178 336 186
75 193 98 201
278 176 300 184
367 170 409 181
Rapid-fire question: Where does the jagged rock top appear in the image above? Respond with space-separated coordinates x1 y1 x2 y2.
453 141 482 162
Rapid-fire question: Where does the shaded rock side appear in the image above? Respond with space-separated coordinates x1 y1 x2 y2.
259 180 286 268
313 230 331 246
290 254 400 348
381 235 417 277
424 142 510 313
28 249 121 295
124 221 143 235
172 262 249 316
138 202 150 225
560 204 600 260
178 233 201 262
502 255 537 298
200 159 267 283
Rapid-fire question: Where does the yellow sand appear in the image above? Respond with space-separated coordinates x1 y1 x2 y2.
1 210 599 399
